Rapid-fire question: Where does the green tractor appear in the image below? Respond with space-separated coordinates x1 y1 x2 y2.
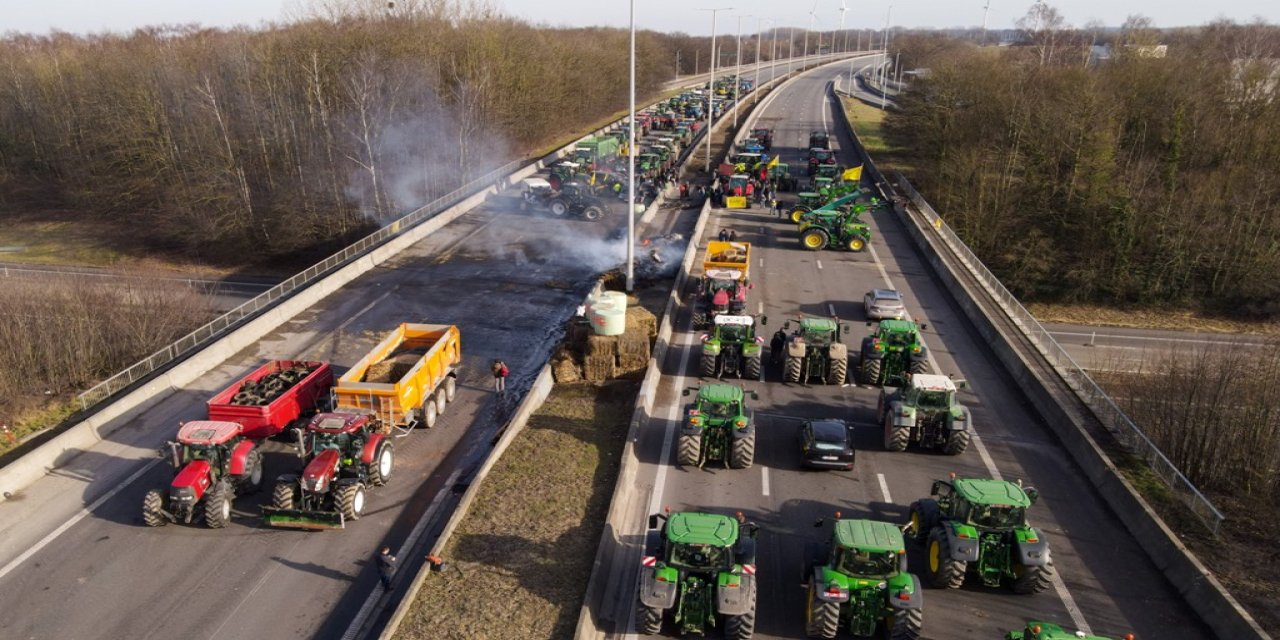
908 477 1056 594
769 162 797 192
877 374 972 455
858 319 929 387
636 511 759 639
782 317 849 385
796 192 877 252
701 315 767 381
790 192 827 223
1006 621 1133 640
678 384 758 469
804 519 924 640
814 163 841 181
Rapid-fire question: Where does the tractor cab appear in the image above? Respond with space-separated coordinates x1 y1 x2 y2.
688 383 747 423
814 176 834 197
731 152 762 174
174 421 242 464
808 148 836 166
809 130 831 149
815 164 840 180
710 314 755 344
905 374 958 409
936 477 1035 530
792 317 841 347
703 268 746 313
806 518 922 638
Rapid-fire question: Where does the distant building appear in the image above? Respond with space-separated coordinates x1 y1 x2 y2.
1230 58 1280 104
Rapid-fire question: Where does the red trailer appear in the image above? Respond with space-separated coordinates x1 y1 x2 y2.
206 360 334 439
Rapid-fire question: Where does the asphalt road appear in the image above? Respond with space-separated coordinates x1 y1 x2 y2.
0 60 817 640
602 65 1211 639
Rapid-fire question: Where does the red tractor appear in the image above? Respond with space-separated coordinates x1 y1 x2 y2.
142 421 264 528
261 412 394 530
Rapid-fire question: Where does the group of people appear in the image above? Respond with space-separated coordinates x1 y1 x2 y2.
703 174 777 209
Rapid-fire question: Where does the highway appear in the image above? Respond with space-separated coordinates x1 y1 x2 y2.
0 61 811 639
596 64 1211 639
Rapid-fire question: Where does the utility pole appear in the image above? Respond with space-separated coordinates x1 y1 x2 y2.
733 14 749 129
880 5 892 110
981 0 991 46
754 18 765 93
701 7 733 173
788 26 794 74
627 0 636 291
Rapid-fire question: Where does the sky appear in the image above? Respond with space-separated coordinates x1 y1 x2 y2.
3 0 1276 37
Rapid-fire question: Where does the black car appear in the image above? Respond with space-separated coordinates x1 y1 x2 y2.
799 419 856 470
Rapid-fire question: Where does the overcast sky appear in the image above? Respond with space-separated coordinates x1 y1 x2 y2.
4 0 1276 37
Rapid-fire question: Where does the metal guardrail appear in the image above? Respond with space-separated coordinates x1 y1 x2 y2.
75 154 528 409
893 174 1225 535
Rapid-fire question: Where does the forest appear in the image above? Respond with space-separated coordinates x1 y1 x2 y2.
885 18 1280 317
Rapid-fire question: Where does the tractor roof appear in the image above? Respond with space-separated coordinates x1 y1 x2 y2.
177 421 243 445
665 512 739 547
799 317 838 332
910 374 956 392
953 478 1033 508
522 177 550 188
705 268 743 281
698 383 744 404
878 318 919 333
309 412 369 434
714 315 754 326
834 519 906 553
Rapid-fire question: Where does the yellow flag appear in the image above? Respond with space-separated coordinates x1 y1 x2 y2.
767 155 779 168
842 165 864 182
589 172 597 186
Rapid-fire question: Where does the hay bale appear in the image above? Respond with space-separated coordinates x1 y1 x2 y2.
625 305 658 338
617 336 650 359
583 353 616 381
617 351 651 376
552 355 582 383
586 334 619 357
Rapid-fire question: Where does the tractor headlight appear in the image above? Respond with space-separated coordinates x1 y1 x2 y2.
172 486 195 503
303 476 328 493
734 419 748 428
877 581 887 590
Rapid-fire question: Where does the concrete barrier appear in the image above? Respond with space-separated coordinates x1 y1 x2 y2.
829 85 1269 640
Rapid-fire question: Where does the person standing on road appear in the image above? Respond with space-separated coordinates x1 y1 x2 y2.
492 359 509 394
770 329 787 366
774 198 786 219
377 547 397 589
718 228 729 242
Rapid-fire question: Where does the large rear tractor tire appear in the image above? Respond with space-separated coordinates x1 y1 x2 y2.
730 431 756 469
828 356 847 385
1012 560 1056 594
884 414 909 452
801 229 830 251
744 355 762 382
804 584 839 639
909 358 929 375
925 528 966 589
142 489 167 527
860 358 882 386
677 433 701 467
336 482 366 522
784 355 803 383
367 442 395 487
888 607 924 640
724 600 757 640
636 603 664 635
907 501 939 544
204 480 233 529
700 353 719 378
942 429 971 456
271 481 296 510
549 199 569 216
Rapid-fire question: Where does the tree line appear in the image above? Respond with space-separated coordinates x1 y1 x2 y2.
885 18 1280 318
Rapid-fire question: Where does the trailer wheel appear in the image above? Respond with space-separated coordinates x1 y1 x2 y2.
142 489 167 527
242 449 264 493
444 376 457 403
336 483 366 521
271 481 296 510
204 480 233 529
368 443 394 487
422 397 438 429
434 389 448 417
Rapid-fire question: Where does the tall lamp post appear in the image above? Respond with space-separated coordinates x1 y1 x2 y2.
733 14 751 129
879 4 892 110
626 0 636 291
701 7 733 172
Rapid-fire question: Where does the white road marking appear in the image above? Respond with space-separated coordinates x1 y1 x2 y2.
815 260 824 270
758 301 764 315
761 467 771 497
759 258 764 268
0 458 161 581
877 473 893 503
827 303 836 316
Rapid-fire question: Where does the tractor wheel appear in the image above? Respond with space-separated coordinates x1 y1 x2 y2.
271 481 296 510
549 199 569 216
884 413 909 452
582 205 604 221
744 355 763 382
888 607 924 640
925 528 966 589
907 501 939 544
909 358 928 375
724 596 757 640
142 489 167 527
942 429 971 455
730 431 756 469
1012 560 1056 594
846 236 867 252
336 482 366 522
435 388 448 417
444 375 457 402
791 209 807 223
422 396 438 429
691 312 707 329
242 448 264 493
700 353 718 378
860 358 882 386
804 584 839 639
784 355 803 383
203 480 233 529
828 355 847 385
801 229 829 251
677 433 701 467
368 442 395 487
636 603 664 635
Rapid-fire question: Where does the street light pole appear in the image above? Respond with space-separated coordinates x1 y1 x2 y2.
627 0 636 291
788 26 794 74
701 7 733 173
733 14 749 129
880 5 892 110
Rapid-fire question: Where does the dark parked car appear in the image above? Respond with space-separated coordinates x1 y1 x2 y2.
799 419 856 470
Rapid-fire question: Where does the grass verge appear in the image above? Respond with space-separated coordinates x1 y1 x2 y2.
1026 302 1280 336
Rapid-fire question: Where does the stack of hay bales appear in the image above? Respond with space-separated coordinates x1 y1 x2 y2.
583 334 618 381
551 346 581 383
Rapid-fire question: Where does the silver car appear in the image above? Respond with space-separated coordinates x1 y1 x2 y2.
863 288 906 320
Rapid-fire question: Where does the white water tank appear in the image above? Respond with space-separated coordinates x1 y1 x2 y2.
590 306 626 336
